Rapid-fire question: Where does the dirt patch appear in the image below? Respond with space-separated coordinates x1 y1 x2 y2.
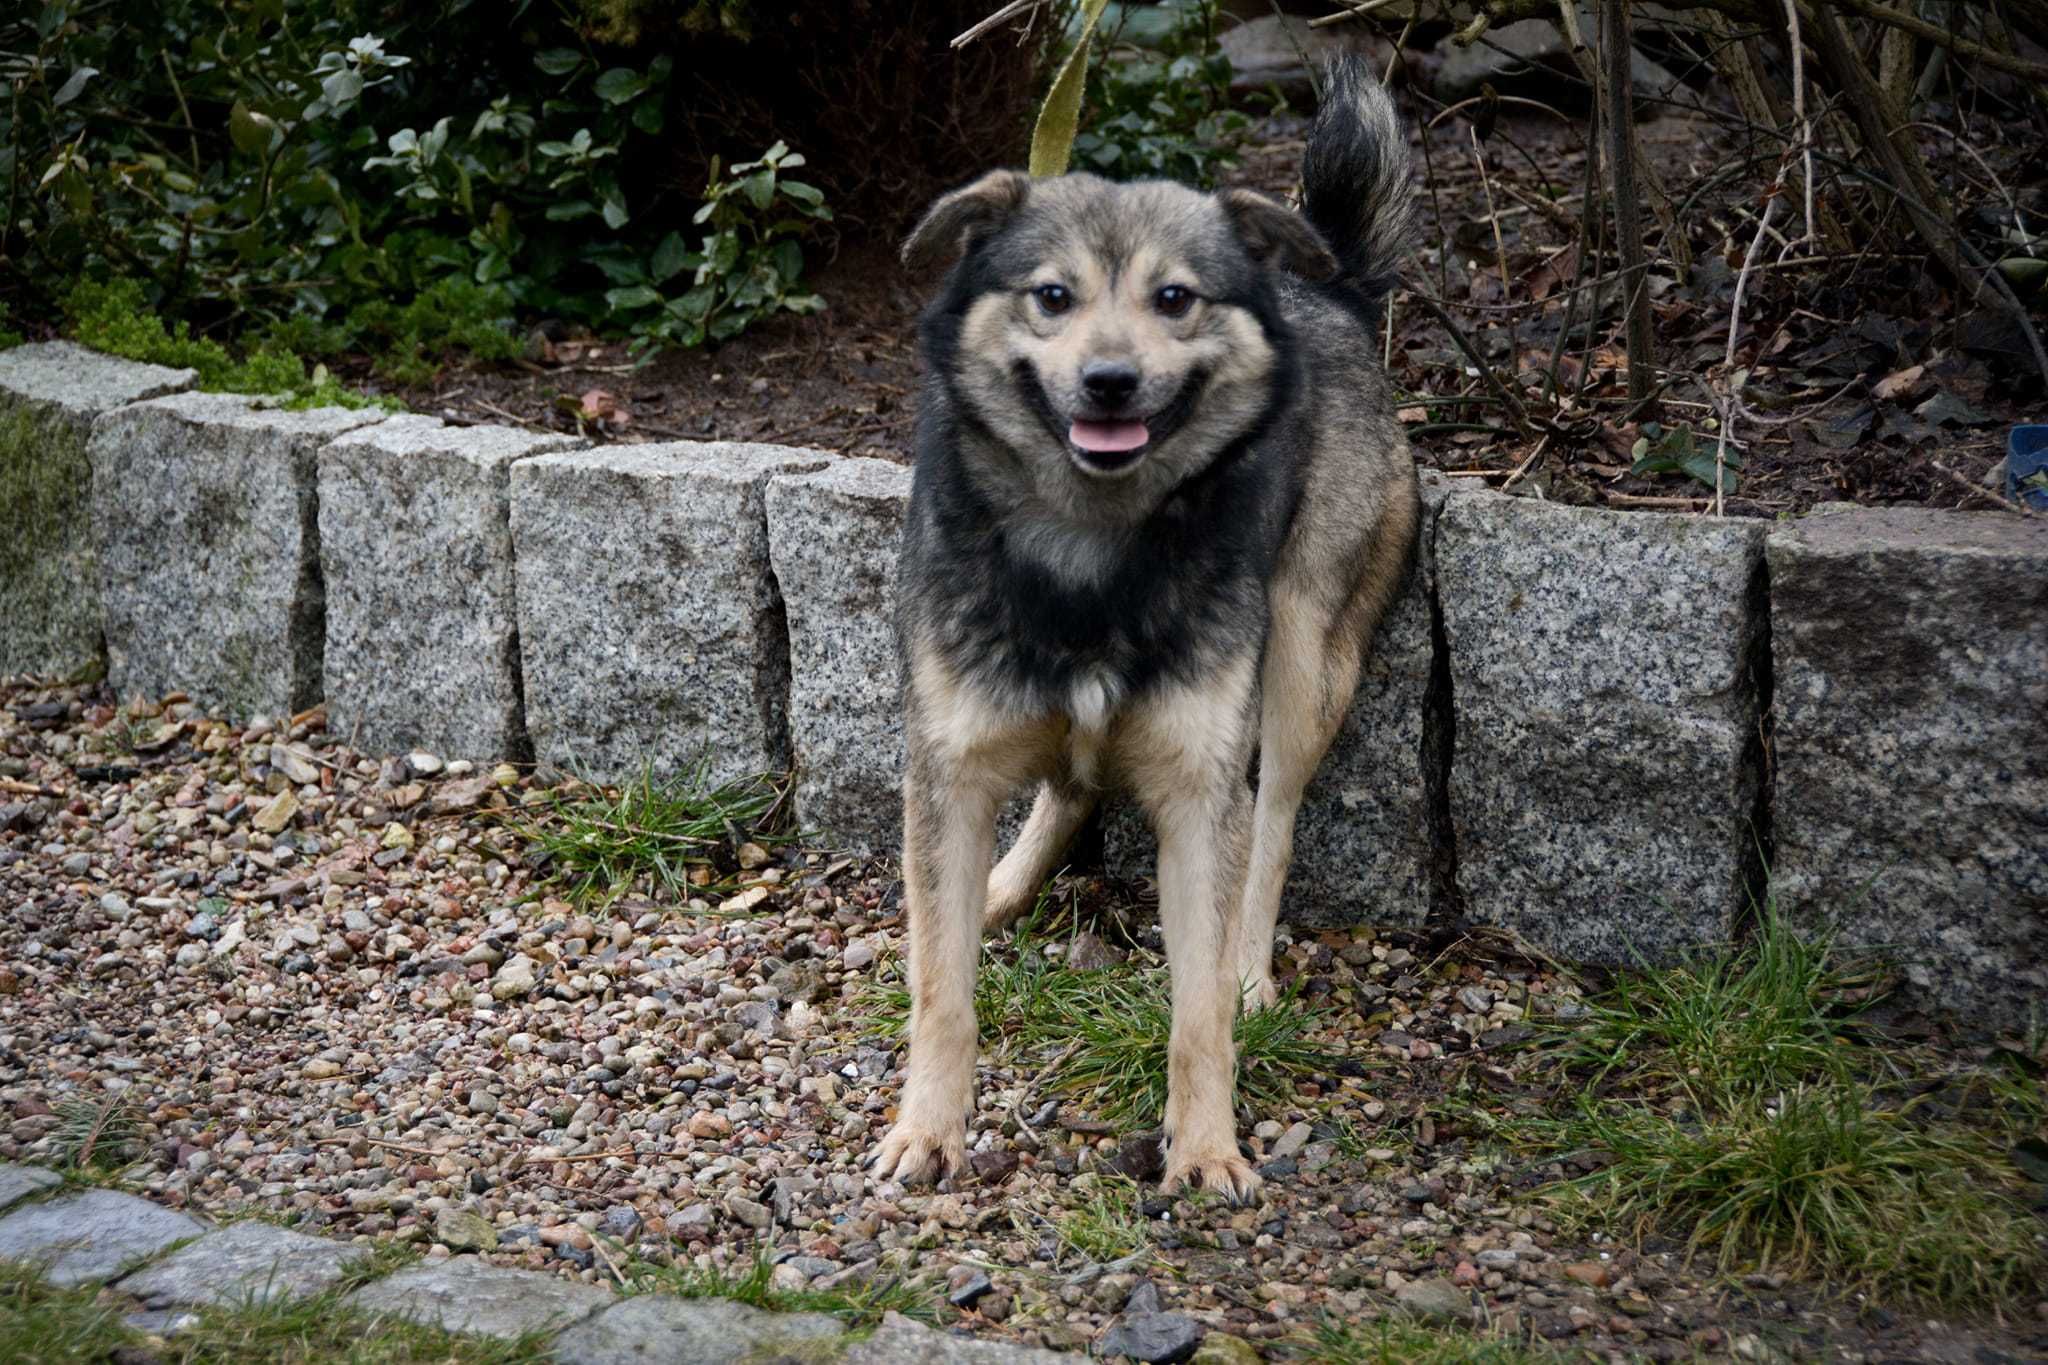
369 100 2041 520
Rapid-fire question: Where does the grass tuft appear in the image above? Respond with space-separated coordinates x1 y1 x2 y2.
631 1250 940 1327
48 1092 144 1172
516 765 790 906
1291 1315 1569 1364
1054 1175 1150 1264
864 943 1340 1129
1505 904 2048 1309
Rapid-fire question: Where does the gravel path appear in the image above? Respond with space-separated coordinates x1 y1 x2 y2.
3 679 2041 1362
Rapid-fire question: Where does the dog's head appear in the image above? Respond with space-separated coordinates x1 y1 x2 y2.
904 170 1334 508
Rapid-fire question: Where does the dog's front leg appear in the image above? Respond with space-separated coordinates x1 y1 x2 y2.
870 740 998 1186
1120 657 1261 1202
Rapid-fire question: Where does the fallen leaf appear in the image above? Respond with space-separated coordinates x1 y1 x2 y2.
1871 364 1927 402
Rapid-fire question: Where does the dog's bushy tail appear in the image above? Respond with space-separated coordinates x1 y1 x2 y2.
1302 56 1415 308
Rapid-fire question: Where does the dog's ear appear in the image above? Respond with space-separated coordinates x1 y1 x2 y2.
902 170 1030 273
1221 189 1338 282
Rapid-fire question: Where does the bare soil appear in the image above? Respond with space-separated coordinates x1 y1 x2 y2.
369 101 2043 520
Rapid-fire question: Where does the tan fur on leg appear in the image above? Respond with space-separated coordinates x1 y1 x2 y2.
1117 656 1261 1202
871 644 1056 1185
986 780 1096 933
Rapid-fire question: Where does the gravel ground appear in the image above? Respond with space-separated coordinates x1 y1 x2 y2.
3 679 2043 1363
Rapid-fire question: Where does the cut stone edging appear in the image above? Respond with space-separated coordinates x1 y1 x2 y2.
765 457 913 852
90 391 386 720
1436 487 1770 963
1768 506 2048 1013
512 442 829 788
0 341 196 679
319 415 585 761
0 1164 1074 1360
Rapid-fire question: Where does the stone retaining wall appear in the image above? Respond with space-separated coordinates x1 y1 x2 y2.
4 340 2042 1024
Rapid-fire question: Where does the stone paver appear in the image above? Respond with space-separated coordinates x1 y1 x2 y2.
90 392 386 717
0 340 195 677
0 1161 61 1212
550 1292 843 1364
1768 506 2048 1023
764 458 911 852
842 1311 1070 1363
118 1219 371 1308
0 1187 203 1287
513 442 828 787
319 416 584 761
349 1255 612 1339
1437 490 1769 962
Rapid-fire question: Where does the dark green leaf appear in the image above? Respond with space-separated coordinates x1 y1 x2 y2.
51 66 97 107
545 200 596 221
592 67 646 104
742 170 774 213
601 195 629 230
229 101 276 157
650 231 691 283
606 285 661 311
534 48 584 76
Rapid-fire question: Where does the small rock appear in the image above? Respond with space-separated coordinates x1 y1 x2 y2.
302 1058 341 1079
406 750 444 775
1394 1276 1473 1324
253 790 297 833
434 1207 498 1252
841 942 875 971
492 955 538 1000
271 744 319 785
602 1206 643 1240
946 1267 993 1307
1189 1334 1262 1365
1099 1311 1204 1364
724 1194 772 1230
1564 1260 1610 1288
1269 1120 1312 1159
970 1150 1019 1184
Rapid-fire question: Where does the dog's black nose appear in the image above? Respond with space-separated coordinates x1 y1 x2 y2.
1081 363 1140 407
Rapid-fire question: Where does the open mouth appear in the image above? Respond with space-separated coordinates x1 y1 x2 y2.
1054 372 1206 477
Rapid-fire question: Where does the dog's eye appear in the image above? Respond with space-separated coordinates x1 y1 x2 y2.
1032 284 1072 315
1155 285 1195 317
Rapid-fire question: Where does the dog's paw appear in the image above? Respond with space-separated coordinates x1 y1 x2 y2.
1238 972 1278 1013
1161 1145 1262 1204
868 1120 967 1186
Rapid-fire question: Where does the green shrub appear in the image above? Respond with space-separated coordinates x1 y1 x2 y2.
1069 0 1251 187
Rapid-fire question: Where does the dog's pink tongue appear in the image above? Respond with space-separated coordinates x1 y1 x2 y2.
1069 419 1149 453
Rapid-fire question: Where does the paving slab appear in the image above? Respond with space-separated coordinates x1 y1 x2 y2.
90 392 386 716
319 416 583 760
0 341 195 677
763 458 911 852
349 1255 612 1339
0 1187 203 1287
551 1292 844 1364
118 1219 371 1308
1436 491 1768 962
0 1162 61 1211
841 1311 1070 1363
513 442 828 787
1767 506 2048 1022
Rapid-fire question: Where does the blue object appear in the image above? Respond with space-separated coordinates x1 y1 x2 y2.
2010 425 2048 511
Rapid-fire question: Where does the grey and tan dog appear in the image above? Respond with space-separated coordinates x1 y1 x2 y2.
873 57 1420 1200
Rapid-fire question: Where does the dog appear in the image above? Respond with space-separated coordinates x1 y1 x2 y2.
873 57 1421 1201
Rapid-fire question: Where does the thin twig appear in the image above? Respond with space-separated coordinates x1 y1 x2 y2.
1308 0 1407 29
952 0 1041 49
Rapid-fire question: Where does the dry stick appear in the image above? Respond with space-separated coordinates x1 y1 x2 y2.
950 0 1041 49
1467 127 1519 368
1930 460 2034 516
1780 0 1816 257
1308 0 1408 29
1599 0 1656 408
1830 0 2048 83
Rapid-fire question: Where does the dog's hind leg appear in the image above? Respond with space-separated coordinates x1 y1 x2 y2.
1120 656 1262 1202
1232 584 1368 1011
985 781 1096 933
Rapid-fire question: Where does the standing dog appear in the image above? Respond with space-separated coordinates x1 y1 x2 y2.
874 58 1419 1200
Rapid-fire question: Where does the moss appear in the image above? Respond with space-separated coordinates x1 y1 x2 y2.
62 279 403 411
